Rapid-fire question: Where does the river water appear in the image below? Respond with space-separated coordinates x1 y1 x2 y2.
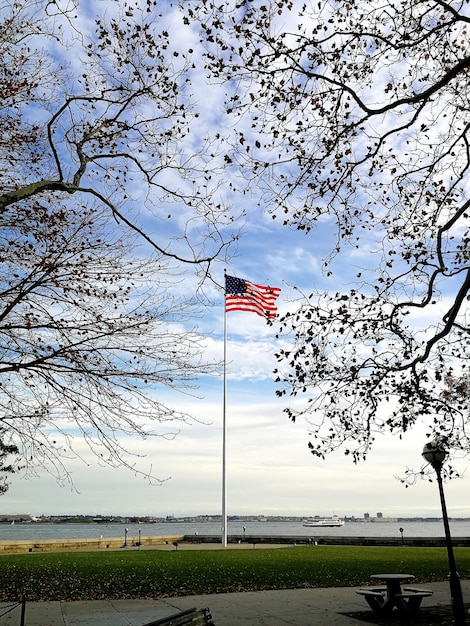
1 520 469 542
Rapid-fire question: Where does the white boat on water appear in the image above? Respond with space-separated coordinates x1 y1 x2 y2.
303 517 345 528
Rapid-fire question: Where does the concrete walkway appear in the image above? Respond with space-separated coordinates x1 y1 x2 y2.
2 580 469 625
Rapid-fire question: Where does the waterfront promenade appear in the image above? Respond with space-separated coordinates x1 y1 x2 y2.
1 532 470 554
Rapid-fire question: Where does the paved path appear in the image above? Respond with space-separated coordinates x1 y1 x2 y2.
2 580 469 625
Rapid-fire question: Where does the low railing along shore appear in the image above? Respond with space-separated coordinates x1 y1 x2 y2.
0 534 469 554
195 534 470 548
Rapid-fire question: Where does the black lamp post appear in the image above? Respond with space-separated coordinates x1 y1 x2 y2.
422 441 467 625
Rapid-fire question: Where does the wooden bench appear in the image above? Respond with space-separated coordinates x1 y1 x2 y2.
142 607 215 626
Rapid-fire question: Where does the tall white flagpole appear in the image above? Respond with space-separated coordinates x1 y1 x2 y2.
222 272 228 547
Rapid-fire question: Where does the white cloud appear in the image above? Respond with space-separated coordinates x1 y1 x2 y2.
4 385 469 518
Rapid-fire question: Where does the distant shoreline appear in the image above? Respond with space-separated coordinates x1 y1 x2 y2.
1 515 470 525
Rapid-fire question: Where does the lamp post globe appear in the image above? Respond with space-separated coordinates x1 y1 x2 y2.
422 440 448 469
422 440 467 625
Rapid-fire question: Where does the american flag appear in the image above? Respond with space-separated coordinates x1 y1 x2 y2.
225 275 281 320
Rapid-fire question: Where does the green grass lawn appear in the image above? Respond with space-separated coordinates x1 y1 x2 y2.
0 545 469 601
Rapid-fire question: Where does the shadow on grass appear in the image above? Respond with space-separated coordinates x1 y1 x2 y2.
342 604 470 626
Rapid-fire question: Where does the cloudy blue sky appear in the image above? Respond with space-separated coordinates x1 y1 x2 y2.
3 217 468 520
2 0 468 519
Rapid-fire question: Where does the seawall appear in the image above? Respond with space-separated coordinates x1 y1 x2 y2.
0 535 185 554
